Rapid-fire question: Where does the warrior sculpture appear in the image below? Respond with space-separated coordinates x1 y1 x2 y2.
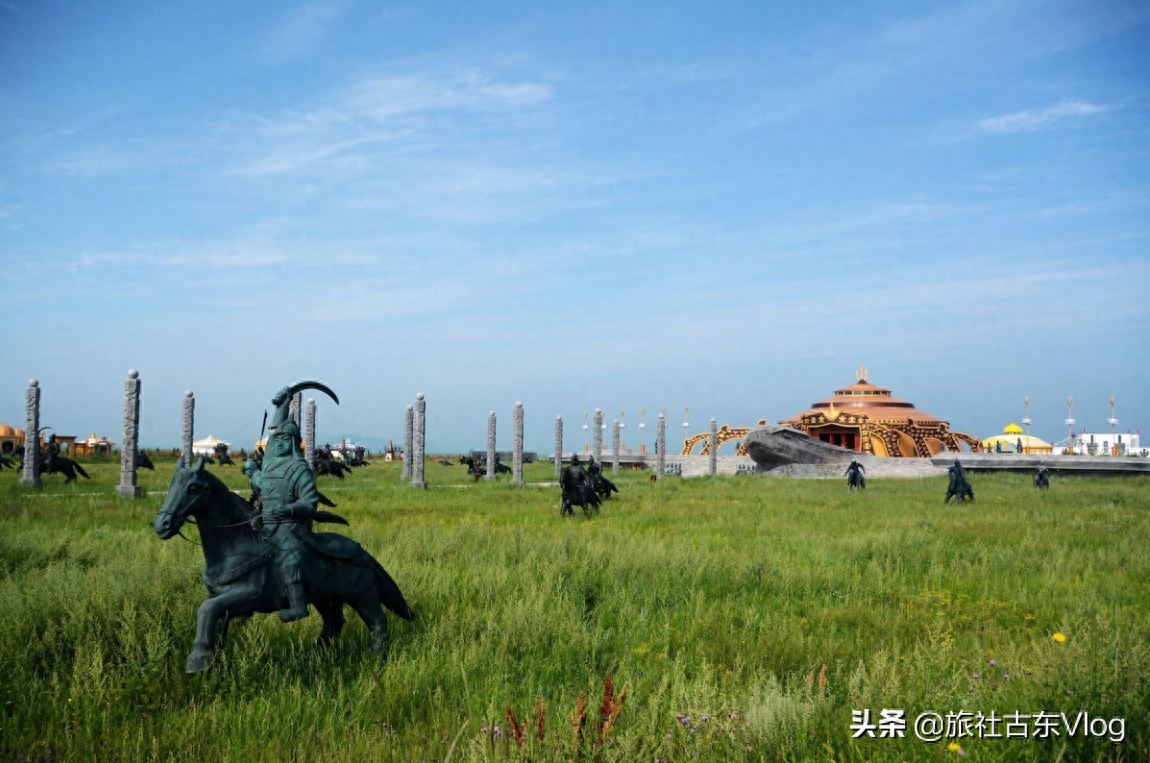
845 459 866 490
1033 461 1050 489
245 383 328 622
43 433 60 474
945 458 975 504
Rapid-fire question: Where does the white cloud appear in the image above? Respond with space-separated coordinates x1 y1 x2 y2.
975 100 1106 133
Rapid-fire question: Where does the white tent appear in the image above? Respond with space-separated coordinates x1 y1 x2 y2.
192 435 230 455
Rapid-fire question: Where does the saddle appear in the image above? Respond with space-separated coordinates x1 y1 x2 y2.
301 531 363 560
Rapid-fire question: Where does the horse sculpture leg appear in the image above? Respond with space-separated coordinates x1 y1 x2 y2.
315 600 346 648
187 583 262 673
348 597 390 657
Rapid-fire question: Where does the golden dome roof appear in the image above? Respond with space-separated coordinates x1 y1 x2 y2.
0 422 14 437
784 378 949 425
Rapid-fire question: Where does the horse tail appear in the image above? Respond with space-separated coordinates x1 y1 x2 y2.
368 556 418 621
74 462 90 479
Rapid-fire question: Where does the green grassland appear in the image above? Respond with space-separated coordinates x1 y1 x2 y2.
1 456 1147 762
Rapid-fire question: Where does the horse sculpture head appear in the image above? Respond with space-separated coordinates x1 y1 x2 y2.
153 457 214 540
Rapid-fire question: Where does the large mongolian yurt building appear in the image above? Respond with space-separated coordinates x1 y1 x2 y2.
0 422 25 455
779 369 982 457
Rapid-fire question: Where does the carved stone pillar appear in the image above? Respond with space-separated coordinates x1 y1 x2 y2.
554 416 563 476
656 413 666 479
709 417 718 476
305 398 316 471
117 369 143 497
593 409 603 459
612 420 620 475
181 390 194 467
513 402 524 486
289 392 302 430
402 405 413 481
20 379 40 488
486 411 497 482
412 393 426 489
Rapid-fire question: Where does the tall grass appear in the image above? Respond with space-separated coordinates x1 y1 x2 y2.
1 458 1147 761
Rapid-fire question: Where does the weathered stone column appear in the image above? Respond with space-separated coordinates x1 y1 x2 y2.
554 416 563 476
289 392 302 430
117 369 143 498
656 412 666 479
709 417 718 476
513 402 524 486
20 379 41 488
486 411 497 482
612 420 621 474
593 408 603 459
181 390 194 467
412 393 426 489
305 398 316 471
402 405 413 481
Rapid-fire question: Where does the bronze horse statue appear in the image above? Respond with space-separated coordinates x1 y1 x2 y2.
559 457 601 517
23 453 91 482
152 458 417 673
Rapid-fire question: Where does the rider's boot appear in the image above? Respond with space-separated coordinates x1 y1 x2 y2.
280 581 310 622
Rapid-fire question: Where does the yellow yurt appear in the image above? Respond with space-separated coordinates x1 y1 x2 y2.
0 422 24 454
982 423 1053 454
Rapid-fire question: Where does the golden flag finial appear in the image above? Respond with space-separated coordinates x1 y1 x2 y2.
855 366 869 382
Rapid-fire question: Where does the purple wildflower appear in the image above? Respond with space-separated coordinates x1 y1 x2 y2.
702 715 710 723
494 726 502 737
972 674 980 680
988 659 997 666
1003 674 1011 681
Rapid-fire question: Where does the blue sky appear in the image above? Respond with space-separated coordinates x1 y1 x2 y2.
2 0 1148 454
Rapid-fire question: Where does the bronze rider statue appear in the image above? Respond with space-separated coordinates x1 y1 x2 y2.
244 383 338 622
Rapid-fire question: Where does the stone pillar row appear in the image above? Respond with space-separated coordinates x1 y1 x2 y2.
486 411 497 482
412 393 426 489
20 380 40 487
305 398 316 472
611 420 620 474
402 405 414 481
117 369 143 497
512 402 524 486
181 391 194 467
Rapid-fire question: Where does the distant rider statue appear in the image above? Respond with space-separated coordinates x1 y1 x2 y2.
43 433 60 474
244 385 323 622
845 459 865 490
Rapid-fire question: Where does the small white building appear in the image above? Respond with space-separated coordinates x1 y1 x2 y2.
1068 432 1143 457
192 435 230 456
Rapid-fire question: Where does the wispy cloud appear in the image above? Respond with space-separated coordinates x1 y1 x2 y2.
260 0 346 63
975 100 1107 134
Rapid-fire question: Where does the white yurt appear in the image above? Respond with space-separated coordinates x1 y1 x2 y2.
192 435 230 456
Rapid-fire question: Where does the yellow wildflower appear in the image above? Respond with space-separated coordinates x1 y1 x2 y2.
948 742 961 751
1053 632 1067 643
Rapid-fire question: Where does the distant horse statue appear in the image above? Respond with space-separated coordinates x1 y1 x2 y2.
214 445 236 467
152 458 418 673
315 449 352 479
944 460 974 504
1033 462 1050 489
460 456 484 482
560 456 600 517
845 460 865 491
586 457 619 500
0 453 17 471
137 451 156 471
